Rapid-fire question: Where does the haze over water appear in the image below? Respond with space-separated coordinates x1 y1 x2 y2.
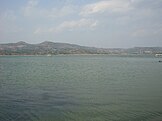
0 55 162 121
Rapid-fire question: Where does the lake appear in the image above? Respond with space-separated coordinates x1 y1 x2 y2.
0 55 162 121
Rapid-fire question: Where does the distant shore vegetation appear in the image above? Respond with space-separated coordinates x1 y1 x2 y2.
0 41 162 55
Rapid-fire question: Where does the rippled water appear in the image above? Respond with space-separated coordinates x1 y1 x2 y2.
0 55 162 121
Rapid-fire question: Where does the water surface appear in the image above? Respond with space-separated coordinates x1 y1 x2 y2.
0 55 162 121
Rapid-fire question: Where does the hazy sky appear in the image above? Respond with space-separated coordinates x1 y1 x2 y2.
0 0 162 48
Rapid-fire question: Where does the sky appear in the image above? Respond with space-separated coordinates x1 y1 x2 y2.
0 0 162 48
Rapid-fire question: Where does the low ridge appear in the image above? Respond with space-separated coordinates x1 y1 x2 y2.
0 41 162 55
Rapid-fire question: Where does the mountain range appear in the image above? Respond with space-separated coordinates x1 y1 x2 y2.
0 41 162 55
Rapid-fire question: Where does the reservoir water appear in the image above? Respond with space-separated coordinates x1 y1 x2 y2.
0 55 162 121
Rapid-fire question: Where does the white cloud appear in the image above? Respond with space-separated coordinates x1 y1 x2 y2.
0 10 16 22
33 28 43 34
28 0 38 6
22 0 76 18
56 18 97 31
0 10 23 33
34 18 98 34
45 5 77 18
132 27 162 37
80 0 132 16
23 0 39 17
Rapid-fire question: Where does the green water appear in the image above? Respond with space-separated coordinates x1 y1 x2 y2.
0 55 162 121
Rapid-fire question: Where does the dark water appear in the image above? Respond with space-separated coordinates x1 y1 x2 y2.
0 55 162 121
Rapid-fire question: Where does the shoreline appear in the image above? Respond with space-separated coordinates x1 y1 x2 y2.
0 54 158 57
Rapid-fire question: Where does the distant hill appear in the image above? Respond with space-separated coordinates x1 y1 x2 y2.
0 41 162 55
0 41 106 55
